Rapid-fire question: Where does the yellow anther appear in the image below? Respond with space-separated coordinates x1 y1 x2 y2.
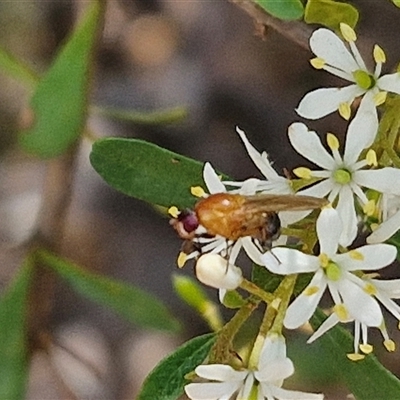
359 343 373 354
366 149 378 167
348 250 364 261
370 222 379 232
310 57 326 69
374 91 387 106
293 167 312 180
327 133 340 151
191 186 206 198
271 298 281 311
304 286 319 296
338 102 351 120
363 200 376 216
384 339 396 352
168 206 180 218
347 353 365 361
177 252 188 268
319 253 329 268
340 23 357 42
364 283 377 296
373 44 386 64
334 304 349 321
398 321 400 330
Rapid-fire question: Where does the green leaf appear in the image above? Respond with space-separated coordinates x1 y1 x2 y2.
310 309 400 399
393 0 400 7
90 138 209 209
40 250 181 332
255 0 304 20
0 46 39 87
92 106 188 125
137 333 215 400
0 259 32 400
304 0 359 30
19 0 105 158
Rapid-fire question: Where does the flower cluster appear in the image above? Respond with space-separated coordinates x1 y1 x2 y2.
174 23 400 399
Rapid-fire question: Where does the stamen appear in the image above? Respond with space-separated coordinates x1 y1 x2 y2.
349 250 364 261
366 149 378 166
373 44 386 64
347 353 365 361
364 283 377 296
327 133 340 151
304 286 319 296
340 23 357 42
310 57 325 69
338 102 351 120
293 167 312 180
319 253 329 268
177 252 188 268
359 344 373 354
334 304 349 321
191 186 206 198
384 339 396 352
374 91 387 106
168 206 180 218
363 200 376 216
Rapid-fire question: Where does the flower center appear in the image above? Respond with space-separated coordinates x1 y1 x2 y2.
353 69 376 90
325 261 342 281
333 168 352 184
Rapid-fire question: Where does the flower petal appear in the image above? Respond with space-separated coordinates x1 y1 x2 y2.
372 278 400 299
195 364 248 381
241 237 263 265
336 185 358 247
288 123 335 169
185 381 241 400
367 209 400 243
334 278 383 326
378 73 400 94
203 162 225 194
354 168 400 195
317 207 341 256
335 244 396 271
258 334 286 367
298 179 334 199
296 86 360 119
310 28 359 72
307 313 340 343
236 127 280 180
262 248 320 274
284 269 327 329
268 385 324 400
344 93 378 165
255 358 294 383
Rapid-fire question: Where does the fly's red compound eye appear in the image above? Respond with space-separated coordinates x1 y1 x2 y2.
179 209 199 233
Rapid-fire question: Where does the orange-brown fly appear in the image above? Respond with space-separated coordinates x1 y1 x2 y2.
170 192 328 256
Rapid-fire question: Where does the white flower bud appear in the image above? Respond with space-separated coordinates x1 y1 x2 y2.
195 254 243 290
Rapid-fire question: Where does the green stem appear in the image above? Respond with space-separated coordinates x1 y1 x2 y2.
208 298 260 364
240 279 274 304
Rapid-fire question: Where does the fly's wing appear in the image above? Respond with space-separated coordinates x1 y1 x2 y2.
243 194 328 212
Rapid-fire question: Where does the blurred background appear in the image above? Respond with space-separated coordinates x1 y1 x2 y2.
0 0 400 398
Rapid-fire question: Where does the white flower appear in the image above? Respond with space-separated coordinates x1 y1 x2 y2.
180 162 264 267
289 121 400 246
185 334 324 400
261 208 397 332
367 194 400 243
308 277 400 357
195 253 243 290
297 23 400 128
224 127 311 228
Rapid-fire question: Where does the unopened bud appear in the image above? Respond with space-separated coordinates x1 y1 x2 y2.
195 254 243 290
